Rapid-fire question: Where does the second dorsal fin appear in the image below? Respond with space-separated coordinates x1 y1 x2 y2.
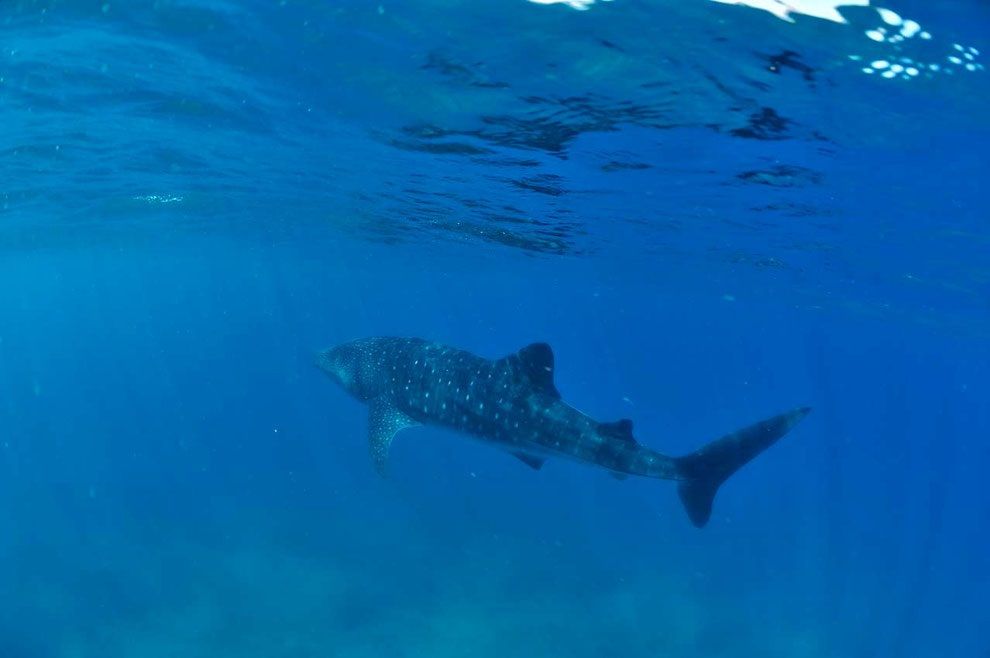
599 419 636 443
514 342 559 398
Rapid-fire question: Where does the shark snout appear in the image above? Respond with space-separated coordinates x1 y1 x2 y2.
315 339 387 401
315 346 355 390
315 348 340 376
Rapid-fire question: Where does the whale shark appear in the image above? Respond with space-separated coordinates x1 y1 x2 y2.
317 337 810 527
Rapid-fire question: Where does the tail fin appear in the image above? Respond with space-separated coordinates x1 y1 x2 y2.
675 407 811 528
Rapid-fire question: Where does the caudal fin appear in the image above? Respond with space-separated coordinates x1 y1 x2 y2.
674 407 811 528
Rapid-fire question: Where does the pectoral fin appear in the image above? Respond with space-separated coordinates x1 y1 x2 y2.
368 399 419 476
512 451 546 470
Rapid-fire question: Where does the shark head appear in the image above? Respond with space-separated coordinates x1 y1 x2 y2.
316 338 389 401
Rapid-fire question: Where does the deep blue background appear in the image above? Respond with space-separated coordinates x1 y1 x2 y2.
1 1 988 657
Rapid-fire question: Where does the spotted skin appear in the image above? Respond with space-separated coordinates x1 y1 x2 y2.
317 337 811 527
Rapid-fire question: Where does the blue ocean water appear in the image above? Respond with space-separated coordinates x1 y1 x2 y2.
1 0 988 656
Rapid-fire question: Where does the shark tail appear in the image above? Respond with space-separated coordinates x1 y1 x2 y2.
673 407 811 528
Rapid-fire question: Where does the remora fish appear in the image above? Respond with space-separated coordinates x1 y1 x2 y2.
317 337 810 527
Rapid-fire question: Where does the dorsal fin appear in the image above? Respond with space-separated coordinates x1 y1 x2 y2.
514 342 559 398
599 419 635 443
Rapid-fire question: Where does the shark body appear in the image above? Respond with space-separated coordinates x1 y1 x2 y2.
317 337 809 527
